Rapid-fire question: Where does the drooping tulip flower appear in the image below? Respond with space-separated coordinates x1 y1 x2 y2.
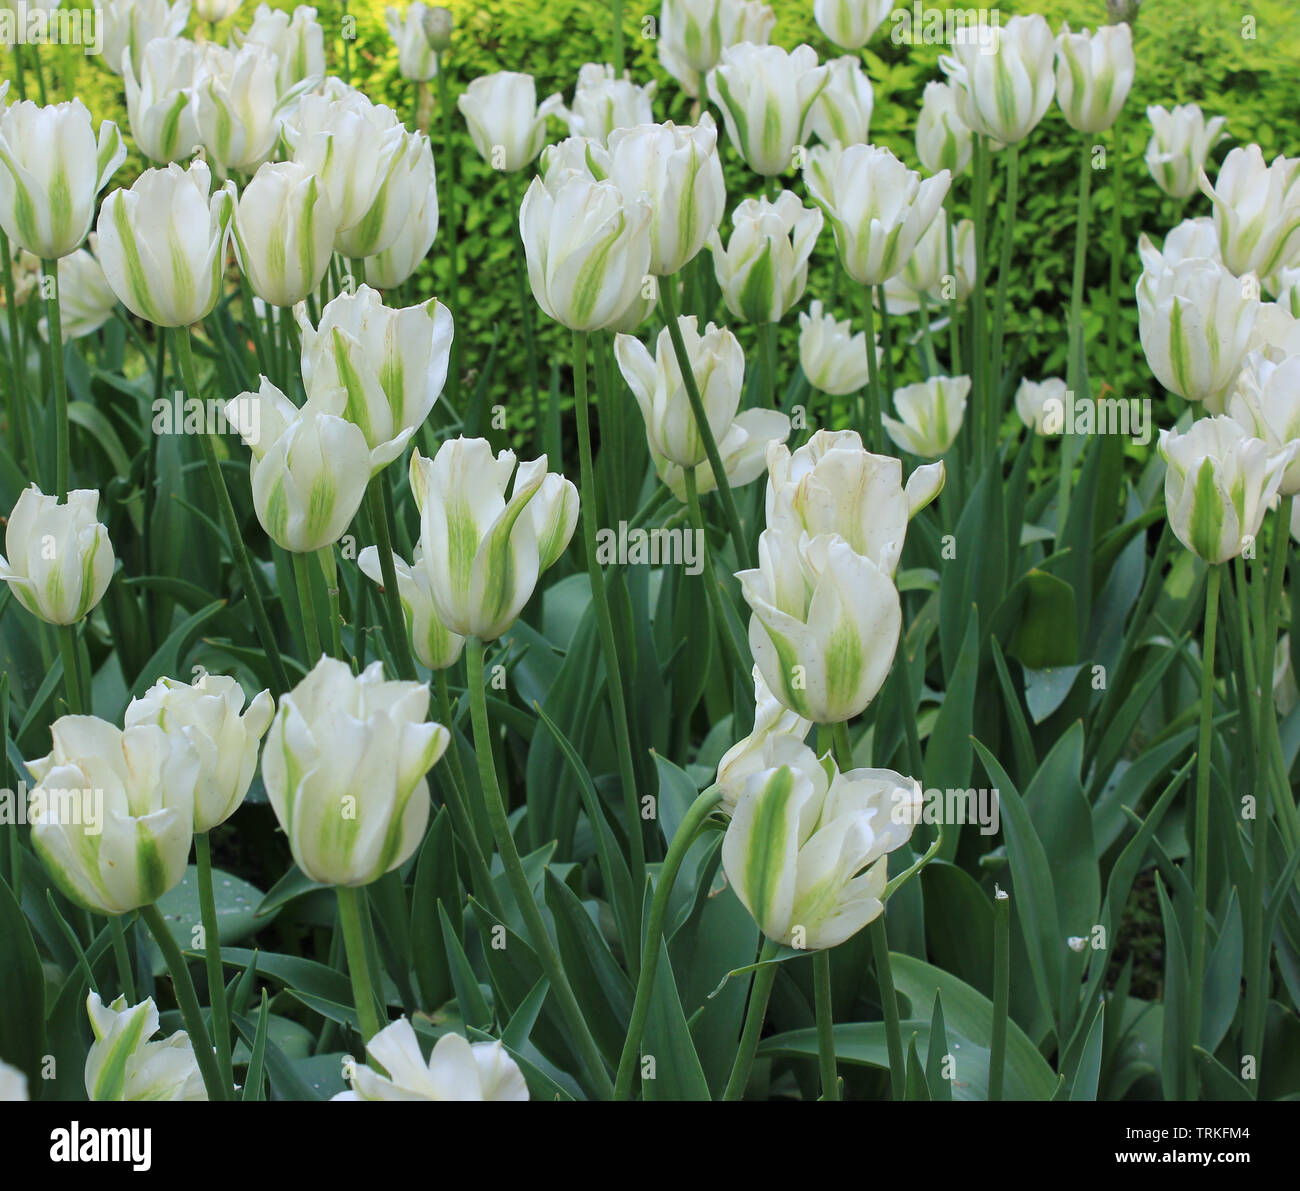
0 99 125 260
716 666 814 815
1226 351 1300 494
708 191 822 323
882 375 970 459
123 36 205 163
0 485 114 625
261 657 449 887
236 4 327 96
1054 22 1135 134
798 300 875 396
1144 103 1228 199
560 62 657 142
1015 377 1070 435
97 0 191 79
85 994 207 1102
916 80 972 177
38 236 119 342
807 55 873 148
812 0 894 50
386 2 440 83
939 14 1056 145
457 71 563 172
653 408 792 502
332 1019 528 1101
1200 146 1300 281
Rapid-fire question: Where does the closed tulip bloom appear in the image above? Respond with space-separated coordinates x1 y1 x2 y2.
97 0 191 79
807 55 873 148
709 191 822 323
722 743 922 949
881 208 975 315
765 428 944 574
335 127 434 262
0 100 125 260
1226 352 1300 494
27 716 199 915
1137 217 1222 276
85 994 207 1102
738 528 901 723
715 667 813 815
237 4 327 95
519 170 653 331
561 62 657 141
916 80 972 176
125 674 274 832
333 1019 528 1101
605 116 725 275
1145 103 1227 199
297 283 453 463
1016 377 1070 435
366 158 439 290
659 0 775 98
39 237 118 342
1136 257 1258 406
458 71 562 172
234 161 338 308
1200 146 1300 281
123 37 205 163
883 375 970 458
1159 416 1296 564
654 407 791 502
387 3 440 83
707 43 828 177
0 486 114 625
261 657 448 887
358 543 466 670
614 316 743 469
939 15 1056 145
408 439 579 640
193 44 295 175
813 0 893 50
1054 23 1135 134
798 300 874 396
195 0 240 19
806 143 950 287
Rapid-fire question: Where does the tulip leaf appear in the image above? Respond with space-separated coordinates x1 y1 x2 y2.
240 991 271 1102
1068 1003 1105 1101
1005 569 1078 669
411 809 458 1012
146 865 274 977
641 935 711 1101
438 900 493 1032
219 948 353 1006
0 875 45 1089
927 605 978 860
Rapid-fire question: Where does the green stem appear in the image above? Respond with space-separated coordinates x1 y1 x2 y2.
292 550 321 662
869 918 905 1098
722 937 780 1100
435 63 462 411
505 170 543 454
944 201 962 376
365 477 418 681
970 136 990 461
683 467 748 684
139 903 228 1101
466 636 614 1099
987 143 1020 458
108 917 136 1003
195 832 235 1096
0 229 35 473
763 321 778 407
335 885 384 1043
813 949 839 1101
858 284 882 451
316 546 343 660
57 625 83 716
1107 107 1125 384
876 285 896 403
918 294 939 376
42 259 69 499
610 0 624 72
989 888 1010 1101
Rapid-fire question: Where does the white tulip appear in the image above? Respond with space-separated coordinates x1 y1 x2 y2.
366 146 440 290
807 55 873 148
658 0 776 98
813 0 894 50
193 43 295 175
357 544 466 671
0 1060 28 1102
653 408 791 502
708 191 822 323
1145 103 1227 199
123 36 205 163
561 62 656 141
939 14 1056 145
457 71 562 173
96 0 191 79
883 375 970 458
386 2 440 83
236 4 327 96
715 666 813 815
1226 351 1300 494
1054 22 1135 134
880 208 975 315
916 80 972 177
1015 377 1069 435
1136 217 1222 276
1200 145 1300 281
195 0 240 20
798 300 874 396
233 160 338 308
85 994 207 1101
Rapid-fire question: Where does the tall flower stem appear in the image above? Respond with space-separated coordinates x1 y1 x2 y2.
989 887 1011 1101
610 0 624 72
0 230 34 472
572 330 645 891
944 202 962 376
292 551 322 660
41 259 69 499
613 785 722 1100
335 885 384 1043
57 625 83 717
139 902 228 1100
1058 144 1093 539
722 937 781 1100
857 284 882 452
364 478 418 681
813 949 839 1101
763 321 778 407
1106 107 1126 384
970 136 990 461
435 60 462 411
466 635 614 1099
876 286 896 402
684 468 748 684
505 171 543 453
195 832 235 1096
316 546 343 660
987 143 1020 458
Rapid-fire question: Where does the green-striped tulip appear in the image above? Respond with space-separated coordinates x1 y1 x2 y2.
939 14 1056 146
123 36 204 163
882 375 970 460
234 161 338 308
708 191 822 324
85 994 207 1101
1055 23 1135 134
915 80 972 177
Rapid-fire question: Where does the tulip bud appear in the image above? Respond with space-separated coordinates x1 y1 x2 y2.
716 666 813 814
1159 416 1296 564
1107 0 1141 22
1200 146 1300 281
262 657 449 886
27 715 199 915
332 1018 527 1101
195 0 241 20
807 55 873 148
0 1060 28 1102
97 160 235 328
561 63 657 142
367 153 439 290
798 300 874 396
721 742 922 949
1226 352 1300 494
125 674 274 832
458 71 562 173
1144 104 1228 200
123 37 205 163
614 316 743 470
806 143 950 287
85 994 208 1101
233 162 338 309
408 438 579 640
38 236 118 342
386 2 440 83
1054 23 1135 134
605 117 725 275
519 170 653 332
358 544 466 670
940 15 1056 145
1136 258 1258 407
0 486 114 625
813 0 893 50
738 528 900 722
423 5 453 52
236 4 327 96
916 80 972 177
0 100 125 261
1015 377 1070 435
880 208 975 315
97 0 191 79
708 191 822 324
707 43 828 178
193 44 295 175
883 375 970 459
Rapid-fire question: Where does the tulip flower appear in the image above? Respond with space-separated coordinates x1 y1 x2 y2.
813 0 894 50
798 300 875 396
97 0 191 79
1054 23 1135 134
85 994 207 1102
97 160 235 328
519 169 652 332
1272 267 1300 315
27 715 199 915
940 14 1056 145
1226 352 1300 494
614 316 744 469
386 2 440 83
807 55 873 148
336 127 435 262
1015 377 1069 435
1159 415 1296 564
561 62 657 142
1136 257 1258 407
1145 103 1228 200
659 0 775 99
297 284 453 462
408 438 579 640
715 667 813 814
706 43 828 178
722 742 922 949
653 408 791 503
1200 146 1300 281
358 543 466 670
605 117 725 276
0 485 114 625
125 674 274 832
123 36 205 163
882 375 970 458
738 528 900 723
880 208 975 315
38 237 118 342
193 43 297 175
765 429 944 575
916 80 972 177
195 0 241 20
458 71 563 172
366 157 439 290
233 161 338 308
0 100 125 261
1137 217 1222 276
237 4 327 96
332 1018 528 1101
708 191 822 324
0 1061 28 1102
261 657 449 887
805 143 950 287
